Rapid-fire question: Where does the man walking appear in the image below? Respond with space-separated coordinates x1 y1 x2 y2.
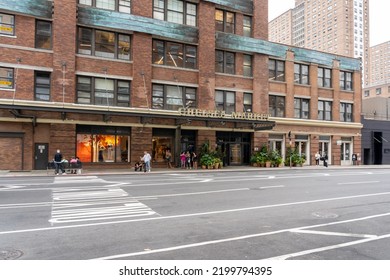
141 151 151 172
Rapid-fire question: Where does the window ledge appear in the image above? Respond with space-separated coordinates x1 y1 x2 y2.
76 54 133 64
0 34 16 39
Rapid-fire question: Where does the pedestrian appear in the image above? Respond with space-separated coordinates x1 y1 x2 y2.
180 151 186 169
165 149 172 168
191 151 198 169
53 149 66 175
322 153 328 167
185 151 191 169
315 151 321 166
141 151 151 172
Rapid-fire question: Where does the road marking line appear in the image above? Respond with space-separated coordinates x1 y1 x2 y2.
338 181 380 185
132 188 250 199
2 191 390 236
264 233 390 260
259 185 285 189
92 213 390 260
291 229 378 238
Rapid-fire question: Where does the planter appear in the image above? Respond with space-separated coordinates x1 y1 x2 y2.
265 161 271 168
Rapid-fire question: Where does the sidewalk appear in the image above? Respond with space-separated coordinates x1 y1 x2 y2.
1 164 390 177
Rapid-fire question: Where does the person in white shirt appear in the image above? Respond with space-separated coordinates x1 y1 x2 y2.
141 151 151 172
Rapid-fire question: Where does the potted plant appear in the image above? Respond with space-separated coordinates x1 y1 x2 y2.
270 150 283 167
200 153 214 169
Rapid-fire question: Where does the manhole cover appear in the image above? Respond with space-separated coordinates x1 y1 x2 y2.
0 249 23 260
312 212 339 219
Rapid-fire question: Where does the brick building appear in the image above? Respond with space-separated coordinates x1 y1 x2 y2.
0 0 362 171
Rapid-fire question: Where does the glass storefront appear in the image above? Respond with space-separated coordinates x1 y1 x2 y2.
76 125 130 163
216 132 251 166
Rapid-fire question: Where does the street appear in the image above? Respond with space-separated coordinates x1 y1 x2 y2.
1 168 390 260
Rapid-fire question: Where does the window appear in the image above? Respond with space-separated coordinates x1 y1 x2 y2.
269 95 285 117
79 0 131 13
152 84 196 110
376 88 382 95
76 125 130 163
35 20 52 49
318 100 332 121
243 54 252 77
77 76 130 107
294 63 309 84
153 0 197 26
243 15 252 37
215 9 235 33
215 90 235 114
294 98 310 119
268 59 285 81
35 72 51 101
339 70 353 90
0 13 15 36
152 40 197 69
215 50 235 74
340 103 353 122
0 67 14 89
364 90 369 97
78 28 131 60
318 67 332 87
243 93 252 113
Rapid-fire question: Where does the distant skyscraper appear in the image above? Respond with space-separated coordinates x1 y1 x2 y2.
269 0 369 85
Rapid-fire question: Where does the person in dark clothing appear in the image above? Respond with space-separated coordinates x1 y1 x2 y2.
54 149 65 175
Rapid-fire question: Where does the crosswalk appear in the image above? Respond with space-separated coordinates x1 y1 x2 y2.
50 176 158 224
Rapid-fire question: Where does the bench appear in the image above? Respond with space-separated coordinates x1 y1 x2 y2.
47 161 83 175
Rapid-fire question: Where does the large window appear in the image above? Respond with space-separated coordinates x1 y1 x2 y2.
318 67 332 88
153 0 197 26
35 20 52 49
294 98 310 119
215 90 235 114
243 93 252 113
268 59 285 81
35 72 51 101
243 54 252 77
215 50 235 74
340 103 353 122
215 9 235 33
0 13 15 36
269 95 285 117
77 76 130 107
0 67 14 89
294 63 309 85
152 40 197 69
76 125 130 163
243 15 252 37
78 28 131 60
340 71 353 90
318 100 332 121
79 0 131 13
152 84 196 110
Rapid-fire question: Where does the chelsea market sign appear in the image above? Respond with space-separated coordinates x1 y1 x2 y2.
178 108 270 121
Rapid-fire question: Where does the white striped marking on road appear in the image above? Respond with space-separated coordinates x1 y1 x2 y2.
259 185 285 189
338 181 380 185
291 229 378 238
50 187 157 224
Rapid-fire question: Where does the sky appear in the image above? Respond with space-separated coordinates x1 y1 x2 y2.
268 0 390 47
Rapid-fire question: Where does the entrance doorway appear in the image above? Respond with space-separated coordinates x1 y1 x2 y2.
340 138 352 165
35 143 49 170
216 132 251 166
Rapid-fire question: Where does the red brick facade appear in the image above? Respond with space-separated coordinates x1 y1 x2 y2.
0 0 362 170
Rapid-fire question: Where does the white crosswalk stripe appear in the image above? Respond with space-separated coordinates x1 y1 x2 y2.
50 186 157 224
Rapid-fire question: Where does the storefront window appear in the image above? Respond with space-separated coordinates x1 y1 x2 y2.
76 126 130 163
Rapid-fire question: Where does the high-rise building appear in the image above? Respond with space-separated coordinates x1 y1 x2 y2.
269 0 369 85
0 0 362 171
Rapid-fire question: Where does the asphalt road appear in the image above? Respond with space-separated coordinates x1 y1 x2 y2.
1 168 390 260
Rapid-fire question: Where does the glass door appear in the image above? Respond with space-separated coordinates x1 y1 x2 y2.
229 144 242 165
341 142 352 165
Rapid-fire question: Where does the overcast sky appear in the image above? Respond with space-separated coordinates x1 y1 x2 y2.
268 0 390 47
